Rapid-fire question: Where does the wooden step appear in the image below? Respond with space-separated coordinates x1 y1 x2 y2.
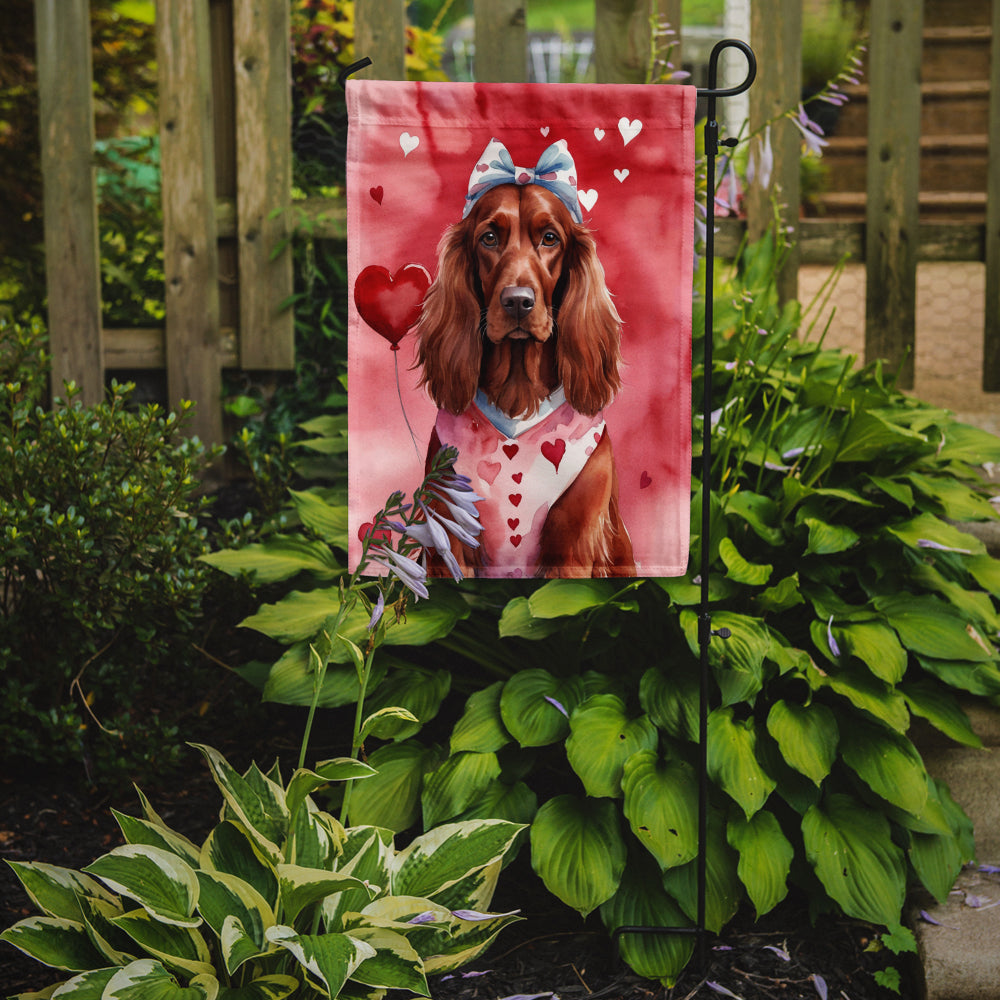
827 80 991 138
922 0 991 28
812 190 987 222
922 25 993 83
822 134 988 193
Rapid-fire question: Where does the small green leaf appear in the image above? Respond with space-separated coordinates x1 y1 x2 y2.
718 537 773 585
527 579 619 618
639 664 699 743
530 795 626 917
765 700 838 786
565 695 658 798
802 793 906 926
450 682 511 754
727 810 793 917
802 517 859 555
200 535 341 584
707 708 776 819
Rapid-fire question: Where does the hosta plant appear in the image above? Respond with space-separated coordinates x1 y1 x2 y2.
1 743 523 999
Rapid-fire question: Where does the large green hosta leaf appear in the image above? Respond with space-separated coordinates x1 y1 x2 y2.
707 707 775 818
886 511 985 557
499 670 585 747
199 535 341 584
450 681 511 754
600 853 694 987
660 810 741 934
566 695 658 798
838 718 929 817
727 810 793 918
621 751 699 871
680 610 771 706
874 593 996 662
362 666 451 741
802 793 906 926
346 740 442 832
901 680 982 748
526 578 626 617
765 700 838 786
829 621 907 684
421 751 502 828
530 795 627 917
639 664 699 743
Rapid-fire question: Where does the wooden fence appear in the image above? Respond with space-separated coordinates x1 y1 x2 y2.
33 0 1000 445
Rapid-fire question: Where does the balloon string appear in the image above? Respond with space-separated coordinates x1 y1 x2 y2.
395 351 422 460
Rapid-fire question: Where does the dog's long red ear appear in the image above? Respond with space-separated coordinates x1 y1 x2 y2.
416 222 483 414
556 227 623 416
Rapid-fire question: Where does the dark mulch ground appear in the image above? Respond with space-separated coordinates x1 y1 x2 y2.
1 743 915 1000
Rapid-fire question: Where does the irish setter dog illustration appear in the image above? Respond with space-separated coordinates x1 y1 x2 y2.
416 138 635 579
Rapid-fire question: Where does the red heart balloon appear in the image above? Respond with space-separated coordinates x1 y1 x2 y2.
354 263 431 351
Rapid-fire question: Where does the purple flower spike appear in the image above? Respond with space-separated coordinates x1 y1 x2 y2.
707 983 742 999
812 974 828 1000
827 615 841 658
407 911 438 925
544 695 569 717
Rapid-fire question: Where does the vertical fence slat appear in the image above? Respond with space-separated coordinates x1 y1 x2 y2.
355 0 406 80
34 0 103 405
864 0 923 389
474 0 527 82
157 0 223 444
594 0 651 84
983 0 1000 389
233 0 294 369
746 0 801 303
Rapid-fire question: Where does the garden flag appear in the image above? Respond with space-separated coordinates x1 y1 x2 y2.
347 80 696 579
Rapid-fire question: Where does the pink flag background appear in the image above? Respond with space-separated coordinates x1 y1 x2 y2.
347 80 696 578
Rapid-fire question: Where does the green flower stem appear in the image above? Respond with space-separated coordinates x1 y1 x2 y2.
340 643 377 826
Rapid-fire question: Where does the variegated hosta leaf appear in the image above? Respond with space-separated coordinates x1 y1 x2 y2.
102 958 218 999
191 745 288 863
276 864 376 925
529 795 626 917
661 810 742 934
347 740 442 832
802 793 906 926
83 845 200 928
214 974 299 1000
288 801 343 870
391 820 524 901
200 822 278 910
285 760 375 824
4 861 118 922
420 751 501 829
112 810 201 868
499 669 585 747
706 707 776 819
419 859 501 918
765 700 838 786
621 751 699 871
838 718 929 817
110 908 214 979
265 925 376 998
0 916 107 971
450 682 511 754
599 854 694 987
77 894 136 966
323 829 393 931
566 695 658 799
727 810 793 917
420 906 522 975
46 966 118 997
344 926 429 995
195 871 274 974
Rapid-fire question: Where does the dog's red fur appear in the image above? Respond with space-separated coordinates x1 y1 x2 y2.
416 184 635 577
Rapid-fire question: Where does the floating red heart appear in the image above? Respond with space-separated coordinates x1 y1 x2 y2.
502 443 519 460
640 471 652 489
370 185 384 205
354 263 431 351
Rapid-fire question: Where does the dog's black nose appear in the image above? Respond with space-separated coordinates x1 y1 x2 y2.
500 285 535 319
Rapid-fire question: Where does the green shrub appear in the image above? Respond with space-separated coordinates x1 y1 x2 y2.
1 743 524 998
214 232 1000 985
0 317 220 783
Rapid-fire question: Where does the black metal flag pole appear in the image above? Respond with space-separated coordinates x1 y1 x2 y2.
612 38 756 972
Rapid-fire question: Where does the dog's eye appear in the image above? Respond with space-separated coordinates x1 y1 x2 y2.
540 231 560 247
479 230 499 248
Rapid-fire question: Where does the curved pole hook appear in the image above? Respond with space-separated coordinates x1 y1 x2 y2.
697 38 756 99
337 56 373 90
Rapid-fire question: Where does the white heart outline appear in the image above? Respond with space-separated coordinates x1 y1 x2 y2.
614 168 630 183
399 132 420 156
578 188 599 212
618 117 643 146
